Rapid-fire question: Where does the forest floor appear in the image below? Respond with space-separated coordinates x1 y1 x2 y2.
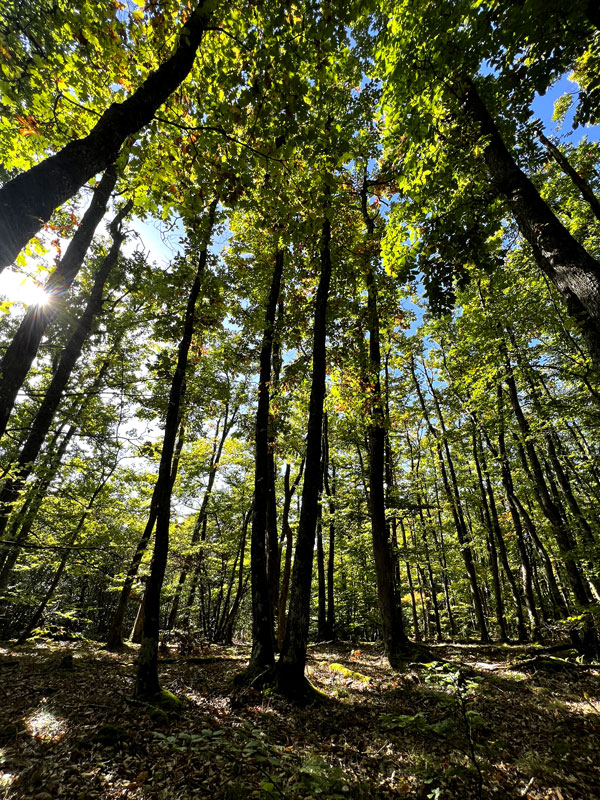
0 638 599 800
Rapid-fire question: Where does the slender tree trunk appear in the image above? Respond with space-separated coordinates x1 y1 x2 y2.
135 201 216 700
0 201 130 550
275 200 332 699
412 358 490 641
361 176 409 664
463 80 600 368
399 516 420 641
501 359 591 607
214 506 250 643
17 465 115 643
106 420 186 649
535 129 600 223
322 414 336 640
316 510 328 640
428 480 457 637
0 166 117 439
416 505 442 641
485 420 542 639
245 248 284 678
0 1 218 267
0 348 115 591
168 405 233 630
0 426 72 595
277 460 304 649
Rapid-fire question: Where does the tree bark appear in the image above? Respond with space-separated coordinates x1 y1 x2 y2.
535 129 600 223
0 201 130 553
361 174 409 664
275 200 332 699
244 248 284 677
135 201 216 700
106 420 186 650
0 0 218 267
463 80 600 369
0 166 117 439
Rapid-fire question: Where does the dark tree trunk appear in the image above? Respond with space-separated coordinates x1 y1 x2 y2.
501 357 591 607
0 0 217 267
246 248 284 678
535 129 600 223
322 414 336 640
106 420 186 650
361 175 409 665
277 459 304 649
412 358 490 642
275 202 332 700
0 201 130 552
135 201 216 700
17 465 115 644
463 80 600 369
0 166 117 439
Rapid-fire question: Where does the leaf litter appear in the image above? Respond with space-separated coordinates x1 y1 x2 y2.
0 639 599 799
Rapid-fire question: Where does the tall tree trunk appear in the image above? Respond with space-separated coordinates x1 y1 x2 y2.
501 357 591 607
535 129 600 223
277 459 304 649
245 248 284 678
106 420 186 650
412 358 490 642
135 201 216 700
275 200 332 700
0 166 117 439
0 201 130 550
463 80 600 368
322 414 336 640
17 464 116 644
361 175 409 665
0 1 217 267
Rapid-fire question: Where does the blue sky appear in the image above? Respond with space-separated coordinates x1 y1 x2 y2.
532 74 600 144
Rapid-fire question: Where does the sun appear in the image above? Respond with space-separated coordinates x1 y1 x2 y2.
24 282 50 307
0 272 51 310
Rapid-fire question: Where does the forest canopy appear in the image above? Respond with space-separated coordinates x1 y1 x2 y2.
0 0 600 795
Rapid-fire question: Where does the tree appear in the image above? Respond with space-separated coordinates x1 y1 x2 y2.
0 0 218 267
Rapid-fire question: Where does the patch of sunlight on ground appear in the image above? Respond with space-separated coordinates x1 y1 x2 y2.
0 747 15 790
26 707 67 741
